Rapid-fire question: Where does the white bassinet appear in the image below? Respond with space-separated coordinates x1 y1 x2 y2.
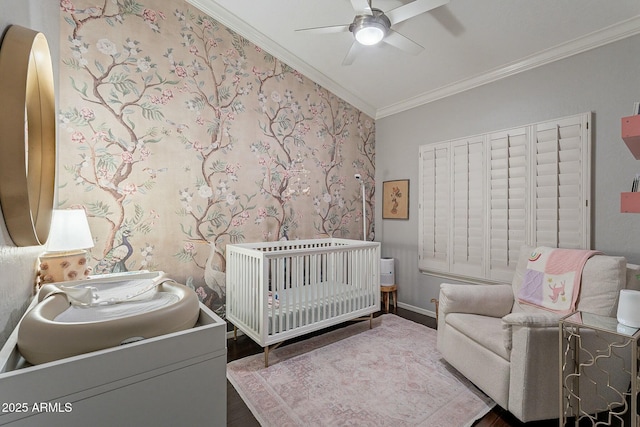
17 272 200 365
226 238 380 366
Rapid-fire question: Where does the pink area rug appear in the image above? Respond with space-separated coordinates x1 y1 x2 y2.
227 314 494 426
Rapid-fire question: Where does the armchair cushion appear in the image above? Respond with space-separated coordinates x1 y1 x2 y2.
578 254 626 316
448 313 509 360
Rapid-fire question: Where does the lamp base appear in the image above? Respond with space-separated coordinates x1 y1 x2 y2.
38 250 91 285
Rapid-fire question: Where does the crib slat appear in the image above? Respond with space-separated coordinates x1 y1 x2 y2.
303 255 308 327
337 250 343 316
295 255 302 329
275 257 282 335
334 250 340 317
322 253 326 319
350 249 355 313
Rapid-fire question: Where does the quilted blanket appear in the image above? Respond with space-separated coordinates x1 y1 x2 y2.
517 246 601 314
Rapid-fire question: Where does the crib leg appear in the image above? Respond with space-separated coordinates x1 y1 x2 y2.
352 313 375 328
233 325 237 341
264 341 283 368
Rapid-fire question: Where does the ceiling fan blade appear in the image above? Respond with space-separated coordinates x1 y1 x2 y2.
342 41 364 66
295 24 351 34
350 0 372 15
383 30 424 55
386 0 449 25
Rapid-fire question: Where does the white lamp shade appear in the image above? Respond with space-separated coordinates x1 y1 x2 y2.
617 289 640 328
45 209 94 252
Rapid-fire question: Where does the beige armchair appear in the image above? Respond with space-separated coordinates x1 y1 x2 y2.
436 245 640 423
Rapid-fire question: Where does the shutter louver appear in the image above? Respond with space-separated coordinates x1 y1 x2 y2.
488 128 528 282
533 115 589 249
451 137 484 277
418 143 449 272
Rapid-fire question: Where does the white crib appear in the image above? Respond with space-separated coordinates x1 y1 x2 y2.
226 238 380 366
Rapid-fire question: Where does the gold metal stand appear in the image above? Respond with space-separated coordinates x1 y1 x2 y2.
560 311 640 426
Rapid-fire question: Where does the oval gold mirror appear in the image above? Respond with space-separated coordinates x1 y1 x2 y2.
0 25 55 246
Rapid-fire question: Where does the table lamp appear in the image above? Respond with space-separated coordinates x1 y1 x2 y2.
38 209 94 285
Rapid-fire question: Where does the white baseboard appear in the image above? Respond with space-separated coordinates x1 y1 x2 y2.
396 302 436 319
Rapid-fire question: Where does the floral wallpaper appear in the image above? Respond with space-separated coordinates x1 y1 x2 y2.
57 0 375 317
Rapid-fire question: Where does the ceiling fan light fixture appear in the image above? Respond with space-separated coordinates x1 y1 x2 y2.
355 24 385 45
351 11 390 46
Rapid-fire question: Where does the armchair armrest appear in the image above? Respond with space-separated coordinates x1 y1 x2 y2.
502 311 561 328
439 283 513 318
502 311 561 351
506 311 564 421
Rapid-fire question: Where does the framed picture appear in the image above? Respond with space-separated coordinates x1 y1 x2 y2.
382 180 409 219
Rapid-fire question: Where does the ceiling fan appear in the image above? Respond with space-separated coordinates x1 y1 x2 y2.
296 0 449 65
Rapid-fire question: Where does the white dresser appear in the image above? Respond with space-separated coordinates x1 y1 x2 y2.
0 303 227 427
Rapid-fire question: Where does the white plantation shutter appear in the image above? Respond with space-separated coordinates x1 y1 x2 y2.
418 142 449 272
419 112 591 283
451 137 485 277
487 128 528 282
532 115 590 249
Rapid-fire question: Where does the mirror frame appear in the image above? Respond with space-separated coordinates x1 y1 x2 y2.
0 25 55 246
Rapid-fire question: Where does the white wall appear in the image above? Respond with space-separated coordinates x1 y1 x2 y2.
0 0 59 347
376 34 640 315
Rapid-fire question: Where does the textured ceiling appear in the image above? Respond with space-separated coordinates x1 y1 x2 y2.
187 0 640 118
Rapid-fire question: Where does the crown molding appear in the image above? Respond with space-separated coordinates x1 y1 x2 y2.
186 0 377 118
186 2 640 121
376 14 640 119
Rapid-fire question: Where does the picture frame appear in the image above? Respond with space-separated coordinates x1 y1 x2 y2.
382 180 409 220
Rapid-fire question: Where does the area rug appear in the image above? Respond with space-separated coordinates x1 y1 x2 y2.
227 314 495 426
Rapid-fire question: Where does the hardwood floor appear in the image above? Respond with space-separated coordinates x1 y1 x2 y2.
226 307 558 427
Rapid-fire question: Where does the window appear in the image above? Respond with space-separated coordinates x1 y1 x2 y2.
418 112 591 283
